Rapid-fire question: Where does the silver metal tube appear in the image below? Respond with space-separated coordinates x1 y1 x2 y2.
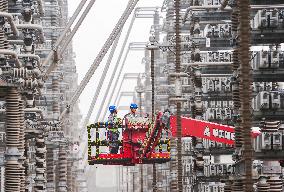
0 49 22 67
201 74 231 77
251 4 284 9
135 7 160 11
182 62 232 66
188 4 284 10
199 20 232 24
7 40 24 45
186 5 232 10
16 24 45 42
0 12 19 36
168 72 188 77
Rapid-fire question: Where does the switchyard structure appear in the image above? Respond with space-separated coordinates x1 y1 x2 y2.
0 0 283 192
0 0 84 191
114 0 284 192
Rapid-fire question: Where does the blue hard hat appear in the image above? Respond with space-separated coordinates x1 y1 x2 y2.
109 105 117 113
130 103 138 109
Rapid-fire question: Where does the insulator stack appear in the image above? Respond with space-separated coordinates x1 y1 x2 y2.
5 159 21 192
71 174 76 192
231 178 245 192
18 100 25 192
278 124 284 132
170 138 178 192
231 9 239 38
18 100 25 153
232 24 243 149
67 159 73 192
46 147 55 192
57 145 67 192
34 134 46 192
24 139 30 190
166 1 175 65
237 0 254 189
0 0 8 12
261 121 280 132
232 81 241 108
5 88 21 192
5 88 20 147
234 125 243 148
0 28 9 49
256 176 270 192
224 180 232 192
267 176 283 192
52 78 60 116
174 0 183 191
0 0 8 49
55 152 60 191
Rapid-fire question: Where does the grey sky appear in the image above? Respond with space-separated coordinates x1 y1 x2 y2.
68 0 163 189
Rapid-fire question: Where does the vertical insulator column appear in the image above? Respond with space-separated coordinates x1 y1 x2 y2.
0 28 9 49
67 159 73 192
57 144 67 192
168 1 178 191
191 46 205 190
46 146 55 192
34 134 46 192
231 4 245 191
0 0 9 49
5 87 21 192
170 137 178 191
24 138 31 190
231 8 243 149
55 148 60 190
71 173 76 192
237 0 253 190
52 77 60 118
174 0 183 191
18 100 26 192
166 1 175 65
150 46 157 192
